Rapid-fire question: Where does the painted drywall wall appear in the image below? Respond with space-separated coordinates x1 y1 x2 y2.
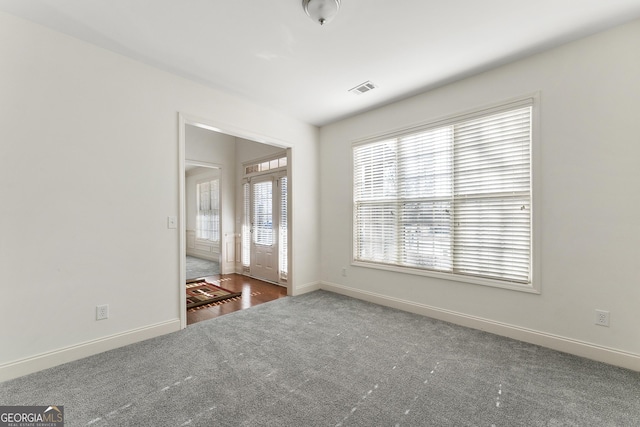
0 10 318 373
236 138 286 160
320 19 640 357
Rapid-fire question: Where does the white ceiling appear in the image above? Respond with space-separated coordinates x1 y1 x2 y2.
2 0 640 126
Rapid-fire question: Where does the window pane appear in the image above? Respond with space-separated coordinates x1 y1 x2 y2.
196 179 219 242
454 108 531 196
355 203 398 264
354 139 397 201
210 179 220 242
453 196 530 283
400 201 452 271
253 181 273 245
398 126 452 199
242 183 250 267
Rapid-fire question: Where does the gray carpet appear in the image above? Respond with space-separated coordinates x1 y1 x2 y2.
1 291 639 426
186 255 220 279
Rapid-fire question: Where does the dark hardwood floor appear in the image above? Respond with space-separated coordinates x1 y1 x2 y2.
186 273 288 325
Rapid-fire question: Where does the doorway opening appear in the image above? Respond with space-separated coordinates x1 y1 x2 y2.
178 113 292 329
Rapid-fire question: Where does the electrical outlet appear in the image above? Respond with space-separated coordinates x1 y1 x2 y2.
341 267 347 277
96 304 109 320
595 309 609 327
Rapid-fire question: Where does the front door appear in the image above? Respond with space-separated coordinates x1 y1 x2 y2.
250 177 279 283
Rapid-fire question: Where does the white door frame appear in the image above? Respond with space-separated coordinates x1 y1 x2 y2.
178 112 293 329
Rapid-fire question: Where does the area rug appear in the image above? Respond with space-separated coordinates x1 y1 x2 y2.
188 291 262 312
185 279 241 309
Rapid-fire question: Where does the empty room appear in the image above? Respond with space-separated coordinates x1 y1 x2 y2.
1 1 639 425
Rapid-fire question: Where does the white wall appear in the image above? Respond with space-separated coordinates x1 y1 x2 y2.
236 138 286 161
320 19 640 368
0 11 318 380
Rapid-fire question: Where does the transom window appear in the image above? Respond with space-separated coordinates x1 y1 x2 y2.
353 98 535 289
245 156 287 175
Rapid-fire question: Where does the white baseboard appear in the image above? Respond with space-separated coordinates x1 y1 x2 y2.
292 281 321 296
0 319 181 382
320 282 640 372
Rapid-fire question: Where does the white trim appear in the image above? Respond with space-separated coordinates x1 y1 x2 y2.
319 282 640 372
185 159 223 170
292 281 321 296
0 320 180 382
178 114 187 329
351 261 540 294
530 93 542 294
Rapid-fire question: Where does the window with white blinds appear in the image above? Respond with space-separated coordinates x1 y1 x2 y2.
353 99 534 287
242 182 250 269
279 176 288 280
196 178 220 242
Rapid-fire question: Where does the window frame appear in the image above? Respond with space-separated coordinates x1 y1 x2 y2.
351 95 541 293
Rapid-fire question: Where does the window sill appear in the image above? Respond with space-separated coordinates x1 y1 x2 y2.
351 260 540 294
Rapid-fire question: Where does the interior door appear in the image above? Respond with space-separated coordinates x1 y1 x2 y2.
250 177 279 282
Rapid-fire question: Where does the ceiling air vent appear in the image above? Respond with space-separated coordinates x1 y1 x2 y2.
349 81 377 95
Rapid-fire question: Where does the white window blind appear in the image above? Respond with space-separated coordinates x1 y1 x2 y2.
196 179 220 242
253 180 274 246
242 182 250 268
353 101 532 285
279 176 288 280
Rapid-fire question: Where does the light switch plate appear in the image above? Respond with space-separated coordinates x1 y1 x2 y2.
167 216 177 229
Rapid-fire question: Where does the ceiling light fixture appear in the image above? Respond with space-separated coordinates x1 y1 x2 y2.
302 0 341 26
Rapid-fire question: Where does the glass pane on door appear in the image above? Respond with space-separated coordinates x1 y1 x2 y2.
253 180 274 246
